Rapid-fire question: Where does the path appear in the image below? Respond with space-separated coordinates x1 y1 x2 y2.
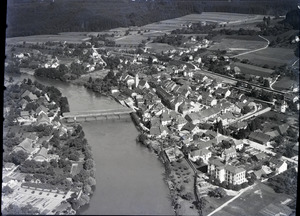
270 75 280 90
207 184 256 216
232 35 270 58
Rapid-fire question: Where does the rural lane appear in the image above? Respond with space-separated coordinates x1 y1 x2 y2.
232 35 270 58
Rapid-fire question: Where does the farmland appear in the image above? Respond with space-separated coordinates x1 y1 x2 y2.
237 47 298 67
113 12 264 47
208 36 267 56
273 76 298 91
146 43 177 54
232 62 274 77
213 182 294 216
6 33 90 45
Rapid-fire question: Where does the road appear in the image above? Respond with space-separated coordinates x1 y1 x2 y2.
92 45 107 67
232 35 270 58
270 75 280 90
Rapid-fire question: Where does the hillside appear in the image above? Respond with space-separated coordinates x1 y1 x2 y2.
5 0 299 37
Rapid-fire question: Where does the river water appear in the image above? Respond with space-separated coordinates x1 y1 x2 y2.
11 74 174 215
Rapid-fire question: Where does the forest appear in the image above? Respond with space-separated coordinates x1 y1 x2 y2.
6 0 299 37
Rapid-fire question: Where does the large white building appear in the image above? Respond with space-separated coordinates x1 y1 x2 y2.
208 158 246 185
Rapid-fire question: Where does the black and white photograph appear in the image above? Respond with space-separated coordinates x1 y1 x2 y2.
1 0 299 215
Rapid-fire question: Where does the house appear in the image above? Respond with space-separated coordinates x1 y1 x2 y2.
214 88 231 99
21 90 38 101
4 163 16 171
165 147 184 162
253 169 267 179
181 122 200 134
19 98 28 109
218 112 235 125
234 139 244 151
248 132 271 145
111 87 119 94
274 100 288 113
170 96 185 111
252 152 268 161
185 112 201 125
221 146 237 161
35 105 48 115
205 130 217 139
160 112 172 126
178 102 193 116
13 138 35 154
138 79 150 89
36 112 51 125
269 158 288 174
189 148 212 163
229 121 248 132
174 115 187 130
20 111 30 119
34 147 49 162
276 124 289 135
208 158 246 185
202 95 217 107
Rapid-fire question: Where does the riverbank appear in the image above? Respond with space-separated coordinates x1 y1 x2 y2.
137 135 200 215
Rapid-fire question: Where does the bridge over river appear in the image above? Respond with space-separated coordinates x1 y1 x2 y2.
62 107 133 123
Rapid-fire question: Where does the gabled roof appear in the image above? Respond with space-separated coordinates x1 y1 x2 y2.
150 126 160 136
36 105 48 114
37 112 50 125
181 122 197 132
253 152 267 160
249 132 271 143
223 146 236 155
13 138 35 154
34 147 48 160
190 148 211 157
277 124 289 135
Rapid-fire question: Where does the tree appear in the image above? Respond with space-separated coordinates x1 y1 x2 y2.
83 184 92 194
263 79 270 87
83 159 94 170
87 176 96 186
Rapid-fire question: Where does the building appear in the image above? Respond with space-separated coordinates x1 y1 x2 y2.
248 132 271 145
36 112 51 125
208 158 246 185
189 148 212 163
185 112 201 125
165 147 184 162
13 138 35 154
221 146 237 161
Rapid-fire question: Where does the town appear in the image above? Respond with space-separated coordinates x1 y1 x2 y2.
3 3 299 216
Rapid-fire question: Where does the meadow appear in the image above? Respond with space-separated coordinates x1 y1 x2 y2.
237 47 298 67
6 34 90 45
208 35 267 56
233 62 274 77
213 182 294 216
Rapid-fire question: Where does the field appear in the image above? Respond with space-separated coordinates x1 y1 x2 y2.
6 33 90 45
232 62 274 77
213 182 294 216
208 35 267 56
114 12 263 46
272 76 298 91
146 43 177 54
237 47 298 67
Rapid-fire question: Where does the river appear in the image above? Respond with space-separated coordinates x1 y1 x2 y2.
10 74 174 215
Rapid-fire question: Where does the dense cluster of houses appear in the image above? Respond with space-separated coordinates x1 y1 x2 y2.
107 66 293 188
